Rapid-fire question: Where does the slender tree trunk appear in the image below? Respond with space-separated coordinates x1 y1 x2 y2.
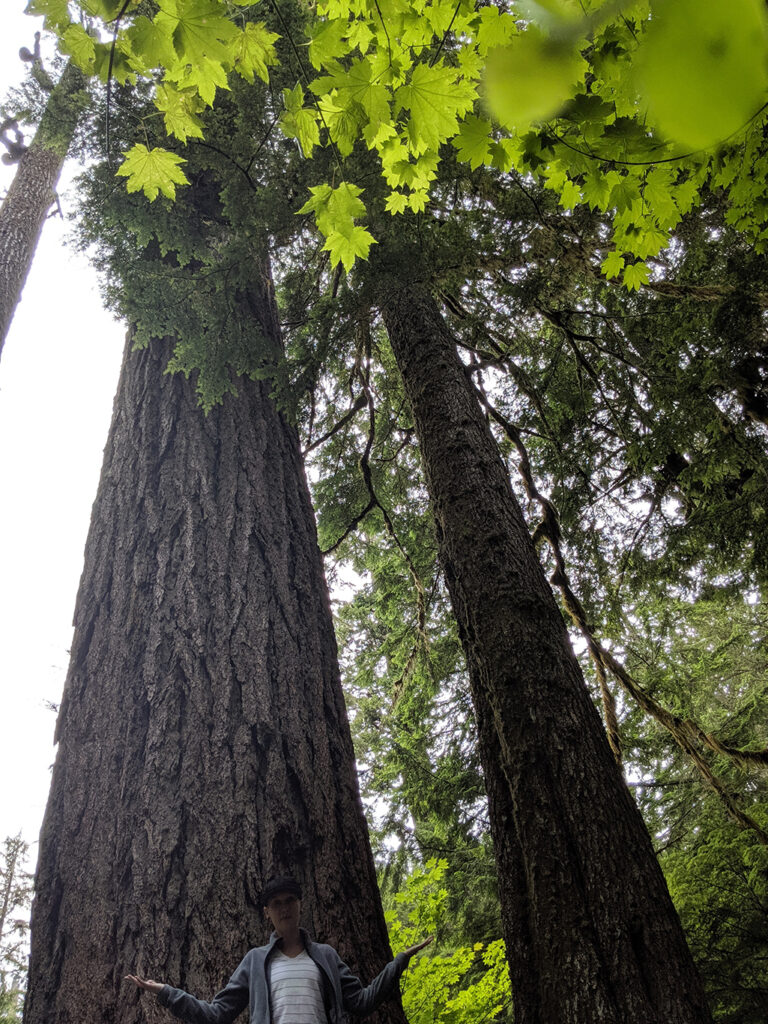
380 280 712 1024
24 266 405 1023
0 61 85 357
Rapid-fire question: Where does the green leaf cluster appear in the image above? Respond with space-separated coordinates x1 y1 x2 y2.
386 860 512 1024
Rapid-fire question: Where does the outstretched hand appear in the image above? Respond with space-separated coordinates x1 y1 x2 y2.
402 935 434 960
125 974 164 994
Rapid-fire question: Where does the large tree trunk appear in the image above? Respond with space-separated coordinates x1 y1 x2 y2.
24 268 404 1023
0 60 85 357
380 280 712 1024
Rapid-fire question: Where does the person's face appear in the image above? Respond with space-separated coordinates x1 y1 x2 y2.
264 892 301 935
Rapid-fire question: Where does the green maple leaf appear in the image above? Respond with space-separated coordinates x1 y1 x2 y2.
323 225 376 271
281 83 320 157
452 114 493 169
623 260 650 291
609 177 640 214
582 170 611 210
127 15 177 68
156 84 205 141
472 6 517 57
313 58 391 128
308 18 349 70
489 138 515 171
385 191 410 214
93 42 135 84
166 55 229 105
633 224 669 260
116 144 189 201
84 0 131 17
298 182 366 236
167 0 239 65
24 0 70 29
395 62 476 152
347 20 374 56
601 250 625 279
232 22 279 83
407 189 429 213
318 94 362 156
559 178 581 210
61 23 96 70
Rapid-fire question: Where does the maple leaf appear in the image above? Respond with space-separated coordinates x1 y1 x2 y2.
452 114 493 169
298 182 366 236
385 191 410 214
308 18 349 70
61 23 96 70
623 260 650 291
166 55 230 106
489 138 515 171
559 179 582 210
407 189 429 212
582 170 611 210
127 15 177 69
471 5 517 57
168 0 239 65
395 62 476 152
281 83 320 157
322 225 377 271
156 84 205 142
318 94 362 156
601 250 625 279
116 144 189 201
232 22 279 84
24 0 70 30
312 58 391 129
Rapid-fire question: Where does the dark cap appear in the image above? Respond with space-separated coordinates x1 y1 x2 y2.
261 875 302 905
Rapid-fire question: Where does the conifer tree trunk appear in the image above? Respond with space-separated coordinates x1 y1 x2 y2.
0 60 85 357
380 280 712 1024
24 270 404 1023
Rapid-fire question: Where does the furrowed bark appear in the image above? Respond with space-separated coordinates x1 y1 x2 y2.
380 279 712 1024
24 268 405 1023
0 61 85 357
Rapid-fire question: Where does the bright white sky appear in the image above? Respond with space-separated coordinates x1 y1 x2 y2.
0 7 125 864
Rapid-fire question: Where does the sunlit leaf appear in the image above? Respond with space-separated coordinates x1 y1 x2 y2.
116 144 189 201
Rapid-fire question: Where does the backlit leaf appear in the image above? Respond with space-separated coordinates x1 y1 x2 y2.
601 250 625 279
61 24 96 71
232 22 279 84
452 114 493 169
116 144 189 201
623 260 650 291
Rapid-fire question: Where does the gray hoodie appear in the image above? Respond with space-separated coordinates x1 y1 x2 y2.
157 930 409 1024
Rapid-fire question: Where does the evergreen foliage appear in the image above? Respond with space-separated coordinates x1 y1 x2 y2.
0 835 32 1024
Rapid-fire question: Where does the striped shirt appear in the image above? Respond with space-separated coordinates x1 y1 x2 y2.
269 949 326 1024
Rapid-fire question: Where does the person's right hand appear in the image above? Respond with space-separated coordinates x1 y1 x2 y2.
125 974 164 994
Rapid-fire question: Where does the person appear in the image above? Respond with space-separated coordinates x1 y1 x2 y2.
125 875 432 1023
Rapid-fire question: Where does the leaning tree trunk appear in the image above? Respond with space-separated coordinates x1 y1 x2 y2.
0 60 85 357
24 270 405 1024
380 280 712 1024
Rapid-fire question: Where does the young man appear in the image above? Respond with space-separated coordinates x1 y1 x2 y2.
126 875 432 1023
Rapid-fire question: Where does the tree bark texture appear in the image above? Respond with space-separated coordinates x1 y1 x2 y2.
0 61 85 357
24 277 404 1023
380 281 712 1024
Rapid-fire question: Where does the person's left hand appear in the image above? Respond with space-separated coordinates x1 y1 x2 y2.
402 936 434 960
